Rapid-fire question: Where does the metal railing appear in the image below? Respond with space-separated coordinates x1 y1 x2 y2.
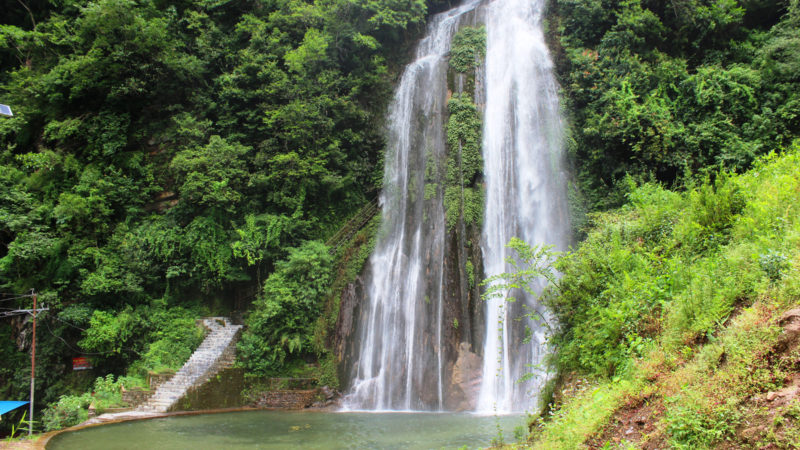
325 198 380 255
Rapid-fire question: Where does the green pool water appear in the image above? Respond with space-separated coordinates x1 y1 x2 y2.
46 411 526 449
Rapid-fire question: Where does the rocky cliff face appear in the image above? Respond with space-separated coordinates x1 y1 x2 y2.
333 272 367 387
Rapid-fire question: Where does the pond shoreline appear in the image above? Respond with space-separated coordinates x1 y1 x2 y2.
32 403 339 449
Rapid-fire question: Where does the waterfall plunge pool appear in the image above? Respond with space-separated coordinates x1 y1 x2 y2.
46 410 526 449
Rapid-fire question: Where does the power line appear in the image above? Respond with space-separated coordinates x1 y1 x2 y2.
42 313 142 357
10 308 48 314
0 309 47 318
0 290 43 316
0 310 29 318
1 297 87 330
4 306 142 356
51 314 86 332
0 294 35 302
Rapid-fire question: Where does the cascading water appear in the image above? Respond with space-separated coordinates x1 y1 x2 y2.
344 0 484 411
476 0 569 414
344 0 569 413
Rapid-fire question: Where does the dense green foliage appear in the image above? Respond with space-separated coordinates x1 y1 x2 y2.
449 25 485 74
311 212 380 387
554 0 800 209
443 26 485 232
550 168 750 376
42 392 92 432
0 300 203 434
78 305 204 376
491 1 800 446
0 0 427 301
444 93 483 231
0 0 434 427
548 0 800 379
238 240 333 374
530 147 800 447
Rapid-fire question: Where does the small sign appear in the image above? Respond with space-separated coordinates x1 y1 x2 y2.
0 104 12 117
72 357 92 371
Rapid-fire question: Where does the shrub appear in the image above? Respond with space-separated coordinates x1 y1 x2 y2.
449 26 486 73
42 393 92 431
91 374 124 412
238 240 333 374
759 250 788 282
82 305 204 377
665 395 741 449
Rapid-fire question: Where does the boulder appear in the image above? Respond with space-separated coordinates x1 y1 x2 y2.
447 342 482 411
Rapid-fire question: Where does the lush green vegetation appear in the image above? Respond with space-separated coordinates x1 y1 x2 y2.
444 26 484 231
449 26 485 72
312 212 380 389
527 147 800 448
41 374 141 431
79 304 205 376
444 94 483 231
0 0 439 433
553 0 800 211
237 240 332 374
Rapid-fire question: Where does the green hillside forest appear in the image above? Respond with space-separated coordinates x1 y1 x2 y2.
2 0 800 447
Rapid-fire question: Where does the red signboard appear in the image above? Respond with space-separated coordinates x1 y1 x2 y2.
72 357 91 371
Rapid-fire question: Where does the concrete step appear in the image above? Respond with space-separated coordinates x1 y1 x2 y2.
136 318 242 413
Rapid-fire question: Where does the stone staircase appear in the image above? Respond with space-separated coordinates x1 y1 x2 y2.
138 317 242 412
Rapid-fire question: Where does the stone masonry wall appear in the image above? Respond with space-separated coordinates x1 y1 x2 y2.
121 388 150 407
174 368 247 411
253 390 319 409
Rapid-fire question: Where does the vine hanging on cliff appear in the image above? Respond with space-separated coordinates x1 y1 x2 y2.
450 26 486 73
444 93 484 231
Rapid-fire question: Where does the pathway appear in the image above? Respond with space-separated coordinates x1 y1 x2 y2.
137 317 242 413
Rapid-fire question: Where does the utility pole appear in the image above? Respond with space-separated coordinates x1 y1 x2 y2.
29 289 36 436
0 291 48 435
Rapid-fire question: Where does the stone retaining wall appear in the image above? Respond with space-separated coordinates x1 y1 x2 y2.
253 390 319 409
175 368 247 411
121 387 150 407
169 368 327 411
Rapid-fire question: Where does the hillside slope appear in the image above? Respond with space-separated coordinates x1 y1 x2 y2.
529 147 800 448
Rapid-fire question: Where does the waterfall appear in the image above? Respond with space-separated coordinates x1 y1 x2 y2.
344 0 569 413
344 0 484 411
476 0 569 414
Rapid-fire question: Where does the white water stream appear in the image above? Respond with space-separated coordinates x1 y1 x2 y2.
476 0 569 413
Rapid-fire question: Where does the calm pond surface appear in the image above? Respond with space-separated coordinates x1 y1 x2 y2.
47 410 526 449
